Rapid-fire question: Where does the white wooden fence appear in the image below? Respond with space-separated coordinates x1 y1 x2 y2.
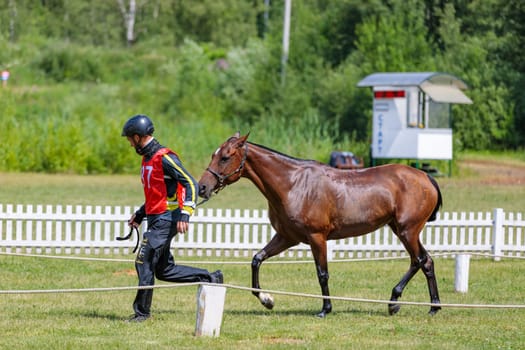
0 204 524 260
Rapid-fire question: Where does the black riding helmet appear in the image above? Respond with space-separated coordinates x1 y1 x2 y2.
121 114 155 137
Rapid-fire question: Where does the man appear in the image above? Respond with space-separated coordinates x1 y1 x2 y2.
122 114 223 323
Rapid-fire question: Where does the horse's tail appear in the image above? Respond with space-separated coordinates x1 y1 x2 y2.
427 174 443 222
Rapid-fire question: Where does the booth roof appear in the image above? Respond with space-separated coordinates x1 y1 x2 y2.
357 72 469 90
357 72 472 104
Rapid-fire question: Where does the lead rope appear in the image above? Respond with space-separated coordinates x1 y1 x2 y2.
116 226 140 253
196 197 209 207
195 185 224 207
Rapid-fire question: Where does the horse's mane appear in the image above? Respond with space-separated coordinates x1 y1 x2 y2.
247 141 319 164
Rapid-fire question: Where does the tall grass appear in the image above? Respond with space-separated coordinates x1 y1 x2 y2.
233 110 368 163
0 38 370 175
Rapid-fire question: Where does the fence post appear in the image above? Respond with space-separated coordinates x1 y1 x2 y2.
327 240 334 262
195 285 227 337
454 254 470 293
492 208 504 262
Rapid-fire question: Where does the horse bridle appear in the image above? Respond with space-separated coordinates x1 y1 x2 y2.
205 142 249 195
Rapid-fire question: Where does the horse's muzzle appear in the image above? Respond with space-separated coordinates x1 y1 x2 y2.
198 183 211 199
198 167 224 200
198 174 218 200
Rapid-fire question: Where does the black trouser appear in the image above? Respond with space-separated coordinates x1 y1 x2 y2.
133 210 212 317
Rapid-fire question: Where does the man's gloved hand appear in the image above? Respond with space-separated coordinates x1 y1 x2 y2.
177 213 190 234
128 209 145 228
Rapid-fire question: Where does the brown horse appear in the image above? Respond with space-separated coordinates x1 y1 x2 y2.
198 132 442 317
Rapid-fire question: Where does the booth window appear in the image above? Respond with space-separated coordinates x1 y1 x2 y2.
427 100 451 128
407 90 425 128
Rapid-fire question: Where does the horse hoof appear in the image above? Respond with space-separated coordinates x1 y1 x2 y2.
388 303 401 315
259 292 274 310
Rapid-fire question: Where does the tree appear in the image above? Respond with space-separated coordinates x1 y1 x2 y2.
319 0 385 67
435 2 515 149
351 0 436 74
499 0 525 145
170 0 258 47
8 0 16 42
117 0 137 46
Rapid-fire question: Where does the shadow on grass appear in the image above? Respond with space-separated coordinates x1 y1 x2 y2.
226 307 388 317
79 310 125 321
150 307 387 318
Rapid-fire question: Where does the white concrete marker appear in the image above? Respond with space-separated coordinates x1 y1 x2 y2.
454 254 471 293
195 285 227 337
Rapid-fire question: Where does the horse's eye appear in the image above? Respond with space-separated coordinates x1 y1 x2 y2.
220 156 229 163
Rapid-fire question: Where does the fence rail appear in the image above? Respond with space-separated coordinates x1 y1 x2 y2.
0 204 524 260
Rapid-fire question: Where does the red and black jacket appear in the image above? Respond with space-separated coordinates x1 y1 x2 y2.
134 139 198 222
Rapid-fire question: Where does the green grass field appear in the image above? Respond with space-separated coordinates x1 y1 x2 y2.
1 255 524 349
1 155 525 349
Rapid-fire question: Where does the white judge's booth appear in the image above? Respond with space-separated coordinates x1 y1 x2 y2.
357 72 472 176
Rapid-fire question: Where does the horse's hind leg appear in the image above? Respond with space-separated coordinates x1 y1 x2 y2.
251 233 295 310
388 260 420 315
389 239 441 315
308 233 332 318
420 251 441 315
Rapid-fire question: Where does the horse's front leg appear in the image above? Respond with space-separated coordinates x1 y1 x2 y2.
251 233 295 310
309 234 332 318
251 249 274 309
315 262 332 318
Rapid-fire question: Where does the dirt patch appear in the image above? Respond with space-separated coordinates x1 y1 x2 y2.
264 336 306 345
113 269 136 276
459 159 525 185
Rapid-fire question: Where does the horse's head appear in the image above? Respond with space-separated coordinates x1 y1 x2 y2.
198 132 250 199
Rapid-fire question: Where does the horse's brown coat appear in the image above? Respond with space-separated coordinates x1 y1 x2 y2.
199 133 442 317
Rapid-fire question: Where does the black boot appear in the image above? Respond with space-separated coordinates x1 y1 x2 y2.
210 270 224 284
132 289 153 320
127 314 150 323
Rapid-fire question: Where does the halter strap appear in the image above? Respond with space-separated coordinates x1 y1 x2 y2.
205 142 249 195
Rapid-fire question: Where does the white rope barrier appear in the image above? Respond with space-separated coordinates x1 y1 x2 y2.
223 284 525 310
433 252 525 260
1 251 524 264
0 251 133 262
0 251 408 264
1 281 524 310
0 283 200 295
1 251 524 310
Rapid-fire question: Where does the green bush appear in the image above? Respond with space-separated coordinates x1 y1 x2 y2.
34 44 104 82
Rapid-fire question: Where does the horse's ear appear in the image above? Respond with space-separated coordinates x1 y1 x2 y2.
237 132 250 147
